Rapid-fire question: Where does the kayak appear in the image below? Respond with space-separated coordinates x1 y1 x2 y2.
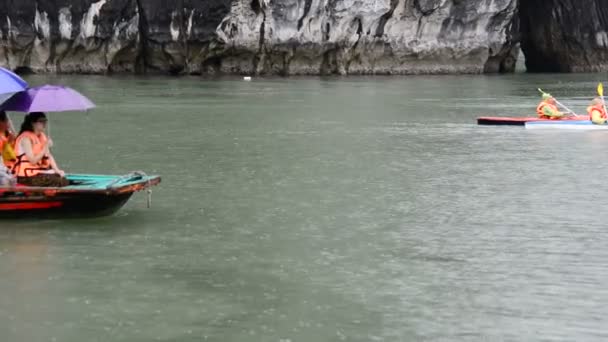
478 115 589 126
0 172 160 218
525 120 607 130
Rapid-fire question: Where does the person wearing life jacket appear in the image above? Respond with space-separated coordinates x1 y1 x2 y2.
0 111 17 170
0 111 17 186
587 97 607 125
0 111 16 186
536 93 565 119
12 112 68 187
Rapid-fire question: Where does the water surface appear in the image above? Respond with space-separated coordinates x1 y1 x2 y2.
1 73 607 341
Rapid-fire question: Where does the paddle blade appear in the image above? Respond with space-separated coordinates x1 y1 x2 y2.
598 83 604 97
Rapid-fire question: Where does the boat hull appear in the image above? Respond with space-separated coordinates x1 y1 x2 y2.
0 173 160 219
525 120 607 130
477 115 590 126
0 192 134 219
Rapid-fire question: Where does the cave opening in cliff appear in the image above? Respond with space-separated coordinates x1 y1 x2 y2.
518 0 559 73
13 66 34 75
517 0 603 73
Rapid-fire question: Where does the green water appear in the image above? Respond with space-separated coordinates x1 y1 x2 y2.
1 74 608 341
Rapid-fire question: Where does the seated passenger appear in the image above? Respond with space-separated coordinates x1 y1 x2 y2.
536 93 565 119
0 111 15 164
12 112 68 187
587 97 607 125
0 112 16 186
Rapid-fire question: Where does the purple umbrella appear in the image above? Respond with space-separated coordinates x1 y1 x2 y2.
2 85 95 112
0 67 28 105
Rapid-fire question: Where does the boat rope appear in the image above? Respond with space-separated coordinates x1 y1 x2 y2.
106 171 153 208
131 171 152 209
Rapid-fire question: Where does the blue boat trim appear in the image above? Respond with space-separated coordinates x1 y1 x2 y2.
525 120 593 125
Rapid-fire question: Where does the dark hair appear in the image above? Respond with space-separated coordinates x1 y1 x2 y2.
0 111 7 136
19 112 47 135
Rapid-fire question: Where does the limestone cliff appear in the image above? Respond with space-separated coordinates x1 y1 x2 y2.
0 0 522 75
520 0 608 72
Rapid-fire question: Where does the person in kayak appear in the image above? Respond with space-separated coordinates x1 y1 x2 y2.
12 112 68 187
587 97 607 125
536 93 565 119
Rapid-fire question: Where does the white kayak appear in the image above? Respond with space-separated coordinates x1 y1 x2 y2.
525 120 608 130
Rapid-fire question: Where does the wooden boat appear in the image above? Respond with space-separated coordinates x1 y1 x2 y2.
525 120 608 130
477 115 589 126
0 172 160 218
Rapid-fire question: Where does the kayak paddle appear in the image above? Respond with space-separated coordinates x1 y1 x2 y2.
597 83 607 117
537 88 578 117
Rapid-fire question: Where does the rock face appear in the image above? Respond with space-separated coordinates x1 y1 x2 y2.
0 0 520 75
218 0 520 75
520 0 608 72
0 0 140 73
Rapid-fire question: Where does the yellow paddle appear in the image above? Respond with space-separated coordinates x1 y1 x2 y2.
598 83 607 116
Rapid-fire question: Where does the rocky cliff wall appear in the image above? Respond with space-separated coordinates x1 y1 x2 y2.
0 0 528 75
520 0 608 72
217 0 519 75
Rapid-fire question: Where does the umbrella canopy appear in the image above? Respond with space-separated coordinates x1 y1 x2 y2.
0 67 28 104
2 85 95 112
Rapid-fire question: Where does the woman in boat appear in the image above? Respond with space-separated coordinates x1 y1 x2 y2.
13 112 68 187
0 111 16 186
587 97 607 125
536 93 565 119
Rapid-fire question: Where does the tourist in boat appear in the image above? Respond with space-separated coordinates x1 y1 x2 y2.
0 111 16 168
536 93 565 119
587 97 607 125
0 112 16 186
0 111 15 155
12 112 68 187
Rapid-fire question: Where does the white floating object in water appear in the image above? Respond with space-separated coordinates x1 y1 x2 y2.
243 76 252 81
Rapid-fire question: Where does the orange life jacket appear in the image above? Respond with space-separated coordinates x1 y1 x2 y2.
536 102 560 119
587 104 607 120
1 132 16 170
0 134 6 152
12 131 51 177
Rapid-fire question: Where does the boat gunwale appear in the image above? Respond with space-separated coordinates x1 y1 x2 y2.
0 175 161 196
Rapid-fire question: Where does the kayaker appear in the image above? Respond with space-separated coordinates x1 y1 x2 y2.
587 97 607 125
536 93 565 119
12 112 68 187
